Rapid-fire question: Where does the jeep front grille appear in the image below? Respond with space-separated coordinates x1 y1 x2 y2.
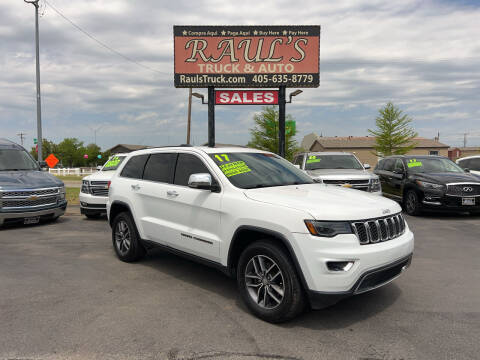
351 213 406 245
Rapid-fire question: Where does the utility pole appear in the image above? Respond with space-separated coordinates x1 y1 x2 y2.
187 88 192 144
463 132 468 148
17 132 27 146
25 0 43 161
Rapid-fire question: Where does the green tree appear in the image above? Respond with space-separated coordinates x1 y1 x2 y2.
56 138 85 167
247 106 300 161
84 143 102 166
368 102 418 156
30 139 57 161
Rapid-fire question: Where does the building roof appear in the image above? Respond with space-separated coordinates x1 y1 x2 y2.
302 133 450 150
106 144 151 153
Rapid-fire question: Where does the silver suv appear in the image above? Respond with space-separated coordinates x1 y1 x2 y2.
293 152 382 194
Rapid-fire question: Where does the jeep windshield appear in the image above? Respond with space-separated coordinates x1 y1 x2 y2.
406 157 465 174
209 152 314 189
305 154 364 170
0 148 39 171
101 155 126 171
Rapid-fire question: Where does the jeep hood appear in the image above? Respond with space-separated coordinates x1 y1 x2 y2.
244 184 400 221
0 170 63 190
83 170 114 181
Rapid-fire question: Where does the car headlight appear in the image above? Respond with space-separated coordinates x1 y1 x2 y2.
305 220 353 237
58 186 66 201
81 180 90 194
370 178 381 192
416 180 445 190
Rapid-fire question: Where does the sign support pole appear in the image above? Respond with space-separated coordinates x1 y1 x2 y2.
278 86 286 158
208 86 215 147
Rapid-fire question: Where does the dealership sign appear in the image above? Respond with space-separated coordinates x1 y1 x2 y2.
215 90 278 105
174 25 320 88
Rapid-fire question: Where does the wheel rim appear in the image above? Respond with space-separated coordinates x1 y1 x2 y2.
406 192 416 213
245 255 285 309
115 220 131 256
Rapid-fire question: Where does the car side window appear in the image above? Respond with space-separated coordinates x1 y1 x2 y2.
458 159 469 169
174 153 214 187
143 153 177 183
383 158 395 172
469 158 480 170
293 155 304 167
394 159 405 172
120 154 149 179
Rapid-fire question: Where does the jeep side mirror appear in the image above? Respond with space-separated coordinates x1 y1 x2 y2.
188 173 214 190
393 168 404 176
363 163 371 169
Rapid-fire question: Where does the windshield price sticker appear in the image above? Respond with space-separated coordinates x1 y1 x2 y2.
220 161 252 177
306 155 321 164
104 156 121 169
407 159 423 168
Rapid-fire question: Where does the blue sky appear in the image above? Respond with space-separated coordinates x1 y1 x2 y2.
1 0 479 151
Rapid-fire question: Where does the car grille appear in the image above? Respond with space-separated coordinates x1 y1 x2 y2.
1 188 59 198
354 256 412 294
323 179 370 191
351 213 406 245
89 181 109 197
2 196 58 209
446 184 480 196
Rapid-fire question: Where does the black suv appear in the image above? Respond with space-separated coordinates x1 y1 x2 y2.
374 155 480 215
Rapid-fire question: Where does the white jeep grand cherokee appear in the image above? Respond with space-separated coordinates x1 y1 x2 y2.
107 146 414 322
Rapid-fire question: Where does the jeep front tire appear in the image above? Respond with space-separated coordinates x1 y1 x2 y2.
237 240 305 323
112 211 146 262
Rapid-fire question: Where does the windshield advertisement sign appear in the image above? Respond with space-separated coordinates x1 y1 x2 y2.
174 25 320 88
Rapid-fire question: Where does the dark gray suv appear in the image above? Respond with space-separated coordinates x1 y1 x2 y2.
0 139 67 226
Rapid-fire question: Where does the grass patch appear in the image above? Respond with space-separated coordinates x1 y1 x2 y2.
53 175 84 181
66 187 80 205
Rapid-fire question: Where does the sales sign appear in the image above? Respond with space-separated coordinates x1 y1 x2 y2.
215 90 278 105
174 25 320 88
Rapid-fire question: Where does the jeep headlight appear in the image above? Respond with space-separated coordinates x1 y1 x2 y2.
81 180 90 194
416 180 445 190
305 220 353 237
370 178 381 192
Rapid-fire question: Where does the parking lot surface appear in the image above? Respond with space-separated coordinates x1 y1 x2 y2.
0 208 479 360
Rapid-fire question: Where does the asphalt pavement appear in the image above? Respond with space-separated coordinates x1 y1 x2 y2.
0 208 479 360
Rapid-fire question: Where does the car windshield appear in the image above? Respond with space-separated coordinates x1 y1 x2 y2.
209 152 314 189
406 157 465 174
101 155 126 171
305 154 364 170
0 148 39 171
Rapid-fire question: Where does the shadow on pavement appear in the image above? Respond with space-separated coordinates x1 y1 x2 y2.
138 247 402 329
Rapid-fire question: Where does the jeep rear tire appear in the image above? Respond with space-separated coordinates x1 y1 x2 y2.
112 211 145 262
237 240 305 323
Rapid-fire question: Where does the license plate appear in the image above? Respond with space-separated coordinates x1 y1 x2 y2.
24 216 40 224
462 197 475 206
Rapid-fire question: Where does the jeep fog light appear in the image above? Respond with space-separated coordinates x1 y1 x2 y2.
327 261 354 272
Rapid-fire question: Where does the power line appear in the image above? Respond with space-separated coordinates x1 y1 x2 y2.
44 0 167 76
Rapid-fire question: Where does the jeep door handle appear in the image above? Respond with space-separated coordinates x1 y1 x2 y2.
167 190 179 197
131 184 140 191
